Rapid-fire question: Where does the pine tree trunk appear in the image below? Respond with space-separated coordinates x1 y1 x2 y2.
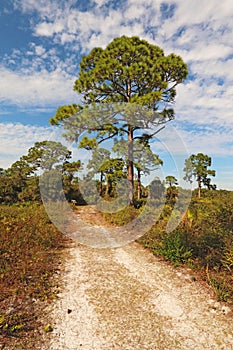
198 177 201 199
105 183 109 197
137 168 141 200
127 126 134 206
99 171 103 196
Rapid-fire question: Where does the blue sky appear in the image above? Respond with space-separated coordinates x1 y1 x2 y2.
0 0 233 190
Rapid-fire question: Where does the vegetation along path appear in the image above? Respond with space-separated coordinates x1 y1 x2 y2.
45 206 233 350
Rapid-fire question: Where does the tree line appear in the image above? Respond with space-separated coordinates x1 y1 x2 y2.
0 137 216 205
1 36 217 205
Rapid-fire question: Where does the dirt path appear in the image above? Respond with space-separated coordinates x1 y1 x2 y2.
44 207 233 350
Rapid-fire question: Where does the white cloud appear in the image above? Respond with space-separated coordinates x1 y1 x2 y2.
183 44 232 61
14 0 67 20
35 20 66 37
0 64 77 107
150 121 233 158
0 122 54 168
93 0 109 7
9 1 233 111
0 122 85 169
30 2 149 51
159 0 233 39
191 58 233 81
175 75 233 131
174 125 233 157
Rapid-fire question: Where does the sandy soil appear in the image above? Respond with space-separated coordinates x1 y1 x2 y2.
44 206 233 350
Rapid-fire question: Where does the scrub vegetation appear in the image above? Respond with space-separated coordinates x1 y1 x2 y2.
104 189 233 303
1 35 232 348
0 203 69 349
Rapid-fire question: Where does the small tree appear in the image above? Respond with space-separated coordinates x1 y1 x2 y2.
25 140 72 171
101 158 126 198
165 176 178 200
165 175 178 187
3 159 37 202
148 178 166 201
183 153 216 198
62 160 82 201
86 147 111 196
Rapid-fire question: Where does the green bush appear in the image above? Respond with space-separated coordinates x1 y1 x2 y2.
209 275 232 302
102 205 140 226
155 230 192 264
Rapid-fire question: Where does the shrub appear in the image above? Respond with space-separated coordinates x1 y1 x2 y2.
102 205 140 226
222 248 233 270
155 230 192 264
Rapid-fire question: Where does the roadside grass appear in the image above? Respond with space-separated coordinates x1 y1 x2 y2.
0 203 70 349
101 205 139 226
103 190 233 304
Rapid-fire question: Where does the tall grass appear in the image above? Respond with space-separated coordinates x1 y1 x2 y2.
0 203 69 349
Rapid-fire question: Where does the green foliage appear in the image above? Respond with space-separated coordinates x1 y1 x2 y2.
209 275 232 302
0 161 40 204
25 140 72 171
165 175 178 187
44 324 54 333
102 205 139 226
18 176 41 202
155 230 192 264
73 36 188 107
0 141 83 205
62 160 83 202
79 136 98 150
193 229 225 268
113 139 163 200
222 248 233 270
50 36 188 205
165 177 179 202
184 153 216 198
49 104 81 126
148 178 166 200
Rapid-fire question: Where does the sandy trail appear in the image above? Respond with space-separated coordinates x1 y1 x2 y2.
45 207 233 350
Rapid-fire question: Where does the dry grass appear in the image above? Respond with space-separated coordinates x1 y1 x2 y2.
0 203 70 349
